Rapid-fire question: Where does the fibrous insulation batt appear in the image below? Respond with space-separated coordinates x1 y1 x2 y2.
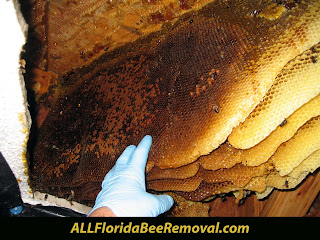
0 1 91 214
0 0 31 204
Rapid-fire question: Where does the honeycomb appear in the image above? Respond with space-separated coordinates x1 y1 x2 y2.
147 162 272 193
165 192 210 217
175 176 268 202
199 142 242 170
239 92 320 166
30 0 320 213
289 148 320 179
271 115 320 176
147 162 200 181
146 92 320 181
257 148 320 198
228 42 320 149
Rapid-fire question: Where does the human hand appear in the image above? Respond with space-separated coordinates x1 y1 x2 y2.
88 135 174 217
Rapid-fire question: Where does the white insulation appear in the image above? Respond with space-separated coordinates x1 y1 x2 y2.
0 1 91 214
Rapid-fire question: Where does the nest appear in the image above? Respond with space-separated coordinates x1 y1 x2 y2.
27 0 320 215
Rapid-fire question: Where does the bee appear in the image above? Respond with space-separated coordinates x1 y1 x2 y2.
280 119 287 127
213 105 220 113
285 180 289 188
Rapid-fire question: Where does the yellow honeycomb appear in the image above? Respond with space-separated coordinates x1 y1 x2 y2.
229 42 320 149
271 115 320 176
290 148 320 179
240 93 320 166
260 149 320 198
147 162 199 181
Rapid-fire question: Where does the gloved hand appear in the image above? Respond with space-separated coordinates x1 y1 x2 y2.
88 135 174 217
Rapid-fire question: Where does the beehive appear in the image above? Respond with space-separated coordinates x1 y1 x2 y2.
24 0 320 216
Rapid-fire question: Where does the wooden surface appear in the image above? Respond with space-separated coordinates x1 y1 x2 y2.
209 171 320 217
260 171 320 217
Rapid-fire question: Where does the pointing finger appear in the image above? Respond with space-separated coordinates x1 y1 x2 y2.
115 145 136 166
129 135 152 170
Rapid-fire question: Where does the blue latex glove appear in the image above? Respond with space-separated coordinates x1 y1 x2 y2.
88 135 174 217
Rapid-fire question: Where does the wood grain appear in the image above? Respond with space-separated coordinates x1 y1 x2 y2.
260 171 320 216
